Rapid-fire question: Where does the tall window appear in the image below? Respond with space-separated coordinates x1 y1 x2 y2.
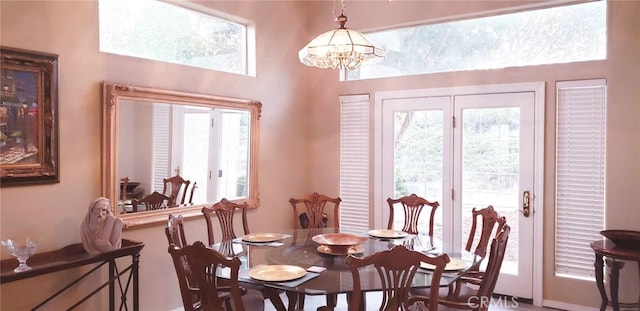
347 1 606 81
555 79 606 279
99 0 250 75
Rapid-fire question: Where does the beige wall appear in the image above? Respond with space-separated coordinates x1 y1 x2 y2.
1 1 638 310
0 1 311 310
305 0 640 309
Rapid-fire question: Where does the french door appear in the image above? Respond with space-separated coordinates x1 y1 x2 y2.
167 106 250 203
378 89 538 299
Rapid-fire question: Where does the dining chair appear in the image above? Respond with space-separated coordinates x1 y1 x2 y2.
387 193 440 236
163 174 191 206
131 191 171 212
288 192 341 310
437 225 511 311
410 225 511 311
461 205 507 283
333 244 449 311
165 215 202 311
201 198 250 245
289 192 341 229
201 199 287 311
169 241 265 311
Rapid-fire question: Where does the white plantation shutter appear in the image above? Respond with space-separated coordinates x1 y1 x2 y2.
555 79 606 279
339 94 371 234
152 104 171 192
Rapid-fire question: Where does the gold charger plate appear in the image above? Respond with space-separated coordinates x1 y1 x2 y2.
242 233 288 243
248 265 306 282
420 258 468 271
317 244 364 256
368 229 409 239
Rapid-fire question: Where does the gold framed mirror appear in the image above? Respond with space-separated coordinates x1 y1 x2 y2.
102 82 261 228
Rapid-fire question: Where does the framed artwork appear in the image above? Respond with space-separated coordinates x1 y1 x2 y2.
1 47 59 186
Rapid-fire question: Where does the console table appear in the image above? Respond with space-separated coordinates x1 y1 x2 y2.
590 239 640 311
1 238 144 311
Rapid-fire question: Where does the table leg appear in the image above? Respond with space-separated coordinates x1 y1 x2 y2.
109 260 115 311
326 293 338 310
263 289 286 311
606 258 624 311
133 253 140 311
595 254 608 311
637 261 640 311
286 292 300 311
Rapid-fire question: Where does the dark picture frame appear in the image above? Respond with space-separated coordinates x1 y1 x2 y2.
1 47 59 186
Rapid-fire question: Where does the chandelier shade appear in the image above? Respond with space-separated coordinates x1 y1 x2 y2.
298 13 385 70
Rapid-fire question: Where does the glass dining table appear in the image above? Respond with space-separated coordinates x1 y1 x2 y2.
211 228 481 311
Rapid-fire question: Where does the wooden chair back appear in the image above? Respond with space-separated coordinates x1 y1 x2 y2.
187 181 197 205
346 245 449 311
465 205 506 258
476 224 510 298
439 225 511 311
289 192 341 229
163 174 191 206
131 191 170 212
165 215 201 311
120 177 129 202
166 214 188 247
169 241 245 311
387 193 440 236
202 198 250 245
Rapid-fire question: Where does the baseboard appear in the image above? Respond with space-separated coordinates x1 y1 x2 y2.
543 299 599 311
493 293 533 305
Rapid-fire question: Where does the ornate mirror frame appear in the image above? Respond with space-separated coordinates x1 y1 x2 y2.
102 81 261 228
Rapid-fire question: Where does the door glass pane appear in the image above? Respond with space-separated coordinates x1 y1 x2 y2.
461 107 519 274
182 112 210 204
218 110 250 199
393 110 443 240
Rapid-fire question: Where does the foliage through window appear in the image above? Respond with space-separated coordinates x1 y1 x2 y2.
99 0 248 75
347 1 606 80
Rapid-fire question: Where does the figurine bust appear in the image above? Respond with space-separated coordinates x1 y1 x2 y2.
81 197 124 255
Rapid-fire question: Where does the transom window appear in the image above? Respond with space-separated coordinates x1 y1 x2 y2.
347 1 606 81
99 0 251 75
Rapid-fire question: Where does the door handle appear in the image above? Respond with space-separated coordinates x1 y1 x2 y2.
519 190 531 217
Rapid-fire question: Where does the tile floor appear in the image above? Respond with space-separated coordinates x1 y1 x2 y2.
264 293 558 311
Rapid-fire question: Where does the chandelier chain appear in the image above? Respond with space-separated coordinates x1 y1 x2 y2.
332 0 346 19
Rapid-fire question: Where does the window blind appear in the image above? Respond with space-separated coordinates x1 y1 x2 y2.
555 79 606 279
152 104 171 193
339 95 371 234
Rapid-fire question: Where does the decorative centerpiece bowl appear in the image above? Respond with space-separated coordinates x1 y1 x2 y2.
312 233 368 254
1 238 37 273
600 230 640 249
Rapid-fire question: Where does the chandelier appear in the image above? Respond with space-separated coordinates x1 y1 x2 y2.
298 0 385 70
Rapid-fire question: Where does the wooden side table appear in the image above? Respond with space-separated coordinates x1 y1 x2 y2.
590 239 640 311
1 239 144 310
